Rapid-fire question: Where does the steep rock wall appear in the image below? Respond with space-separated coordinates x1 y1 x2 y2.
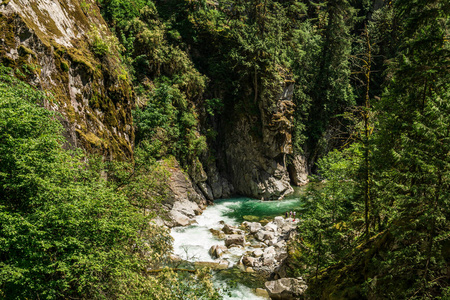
0 0 133 159
223 71 295 200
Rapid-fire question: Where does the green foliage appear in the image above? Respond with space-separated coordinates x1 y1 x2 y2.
0 66 220 299
296 1 450 298
205 98 223 116
368 1 450 297
88 25 124 57
291 144 362 278
133 82 206 163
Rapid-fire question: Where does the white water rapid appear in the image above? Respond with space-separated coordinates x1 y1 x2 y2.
170 197 305 299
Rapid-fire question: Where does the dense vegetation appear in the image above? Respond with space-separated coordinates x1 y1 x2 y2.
0 66 219 299
0 0 448 299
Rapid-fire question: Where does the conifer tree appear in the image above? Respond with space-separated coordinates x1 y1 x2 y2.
306 0 356 163
371 0 450 297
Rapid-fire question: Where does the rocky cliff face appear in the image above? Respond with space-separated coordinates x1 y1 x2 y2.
223 71 295 200
0 0 302 201
0 0 133 159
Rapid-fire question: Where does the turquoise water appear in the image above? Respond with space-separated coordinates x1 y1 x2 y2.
215 187 307 223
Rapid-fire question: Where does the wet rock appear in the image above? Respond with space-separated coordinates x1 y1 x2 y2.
242 256 256 266
248 222 263 234
253 248 264 257
209 228 226 239
255 288 270 298
222 224 243 235
225 234 245 247
264 277 307 300
209 245 228 258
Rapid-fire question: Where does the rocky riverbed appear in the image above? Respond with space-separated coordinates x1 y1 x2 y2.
170 198 308 299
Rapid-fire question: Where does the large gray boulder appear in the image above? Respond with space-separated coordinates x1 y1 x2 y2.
225 234 245 247
265 278 307 300
256 230 275 242
248 222 263 234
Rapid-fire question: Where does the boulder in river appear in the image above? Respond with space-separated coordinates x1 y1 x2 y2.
248 222 263 234
222 224 243 235
242 255 256 266
225 234 245 247
253 248 264 257
209 228 226 239
209 245 228 258
256 230 275 242
265 277 307 300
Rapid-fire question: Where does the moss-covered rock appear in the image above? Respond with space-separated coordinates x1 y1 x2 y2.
0 0 134 159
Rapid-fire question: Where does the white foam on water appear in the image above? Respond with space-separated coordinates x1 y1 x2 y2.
171 200 244 261
216 281 267 300
171 198 280 299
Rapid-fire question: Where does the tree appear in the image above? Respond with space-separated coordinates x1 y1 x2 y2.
305 0 357 164
370 0 450 297
0 66 220 299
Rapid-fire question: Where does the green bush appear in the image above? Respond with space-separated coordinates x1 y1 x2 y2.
0 66 219 299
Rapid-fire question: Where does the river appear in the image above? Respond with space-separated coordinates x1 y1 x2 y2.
170 190 305 299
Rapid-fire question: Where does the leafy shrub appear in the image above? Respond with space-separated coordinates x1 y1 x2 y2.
0 66 218 299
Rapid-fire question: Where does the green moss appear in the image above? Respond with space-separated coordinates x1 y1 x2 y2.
18 45 36 58
0 3 134 160
67 48 95 73
60 60 69 72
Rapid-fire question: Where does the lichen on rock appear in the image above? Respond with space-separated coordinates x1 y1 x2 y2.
0 0 134 159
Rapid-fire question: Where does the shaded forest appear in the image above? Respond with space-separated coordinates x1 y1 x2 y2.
0 0 449 299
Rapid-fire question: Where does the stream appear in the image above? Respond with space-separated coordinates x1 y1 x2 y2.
170 189 305 299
